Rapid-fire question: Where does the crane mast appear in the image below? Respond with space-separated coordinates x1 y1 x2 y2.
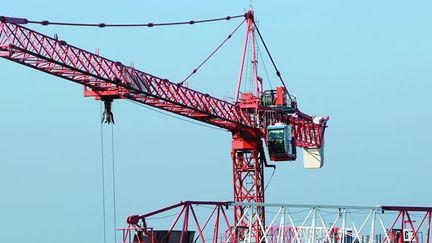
0 11 328 242
231 11 267 239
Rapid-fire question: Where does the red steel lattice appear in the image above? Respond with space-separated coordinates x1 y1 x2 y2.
0 13 329 241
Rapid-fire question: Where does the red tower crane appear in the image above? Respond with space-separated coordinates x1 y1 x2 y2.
0 11 328 241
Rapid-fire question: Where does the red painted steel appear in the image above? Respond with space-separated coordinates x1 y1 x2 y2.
231 134 265 242
383 207 432 243
124 201 232 243
275 86 286 106
0 21 254 131
231 12 266 237
0 18 326 148
0 12 329 241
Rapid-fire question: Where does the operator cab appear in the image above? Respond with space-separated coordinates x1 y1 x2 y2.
266 124 296 161
262 85 297 161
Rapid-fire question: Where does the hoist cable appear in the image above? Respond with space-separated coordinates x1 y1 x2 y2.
252 21 294 103
100 103 118 243
99 103 107 243
111 124 118 243
17 14 245 28
179 18 246 85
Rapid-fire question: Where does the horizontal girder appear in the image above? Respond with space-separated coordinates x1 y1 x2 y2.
0 22 255 131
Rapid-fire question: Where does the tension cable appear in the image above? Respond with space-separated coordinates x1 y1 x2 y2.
178 18 246 85
1 14 245 28
252 20 294 103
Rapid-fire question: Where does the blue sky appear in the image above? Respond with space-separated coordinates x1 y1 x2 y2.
0 1 431 242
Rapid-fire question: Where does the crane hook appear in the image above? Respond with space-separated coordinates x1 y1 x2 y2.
102 98 115 124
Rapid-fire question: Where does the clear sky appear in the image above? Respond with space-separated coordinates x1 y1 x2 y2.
0 1 431 242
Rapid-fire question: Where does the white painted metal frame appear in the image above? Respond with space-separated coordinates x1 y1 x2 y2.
224 202 401 243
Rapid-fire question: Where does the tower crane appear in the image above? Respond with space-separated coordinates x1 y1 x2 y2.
0 11 328 241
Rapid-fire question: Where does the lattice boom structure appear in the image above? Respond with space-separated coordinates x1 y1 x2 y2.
0 18 325 147
0 12 331 242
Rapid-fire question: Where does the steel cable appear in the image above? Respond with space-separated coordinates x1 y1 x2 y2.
22 14 245 28
100 103 107 243
252 20 294 103
111 124 118 243
179 18 246 85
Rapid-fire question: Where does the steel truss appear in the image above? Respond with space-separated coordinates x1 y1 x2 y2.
0 13 329 241
0 17 326 147
122 201 432 243
232 135 266 242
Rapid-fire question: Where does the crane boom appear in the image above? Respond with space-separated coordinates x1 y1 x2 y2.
0 13 328 241
0 19 254 131
0 17 326 148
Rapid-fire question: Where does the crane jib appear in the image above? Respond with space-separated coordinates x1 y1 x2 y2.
0 21 255 130
0 13 330 241
0 20 327 149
